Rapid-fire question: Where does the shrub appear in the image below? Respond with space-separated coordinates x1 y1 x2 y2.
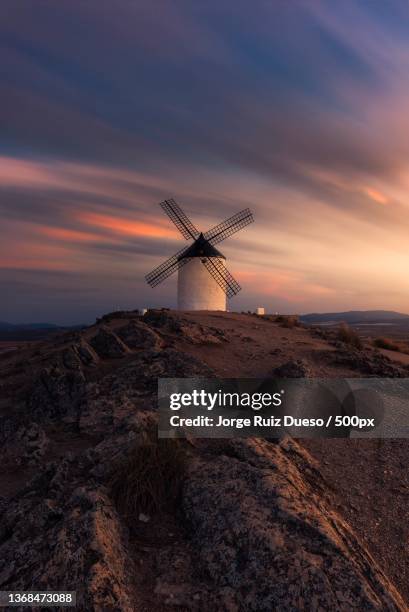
109 432 188 517
373 337 401 352
336 323 363 349
274 315 300 328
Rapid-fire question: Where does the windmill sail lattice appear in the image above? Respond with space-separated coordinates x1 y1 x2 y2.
145 198 254 309
202 257 242 297
145 245 191 287
204 208 253 245
160 198 200 240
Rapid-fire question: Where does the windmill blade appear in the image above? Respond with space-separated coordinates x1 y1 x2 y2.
204 208 254 245
145 245 191 287
202 257 241 298
160 198 200 240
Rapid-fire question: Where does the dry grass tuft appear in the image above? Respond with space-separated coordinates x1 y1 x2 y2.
373 337 403 352
109 432 189 517
274 315 300 328
336 323 363 349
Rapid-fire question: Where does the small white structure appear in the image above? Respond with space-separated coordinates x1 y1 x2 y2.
256 307 265 315
177 237 226 310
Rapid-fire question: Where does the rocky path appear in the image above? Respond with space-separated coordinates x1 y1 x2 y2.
0 309 408 610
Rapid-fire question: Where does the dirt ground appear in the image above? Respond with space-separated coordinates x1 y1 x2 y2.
172 312 409 602
303 437 409 601
176 311 349 377
1 310 408 604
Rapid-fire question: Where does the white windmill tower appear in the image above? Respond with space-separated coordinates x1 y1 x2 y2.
145 199 254 311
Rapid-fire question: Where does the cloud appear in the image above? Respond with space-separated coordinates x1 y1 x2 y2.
363 187 389 205
78 212 178 240
2 2 409 321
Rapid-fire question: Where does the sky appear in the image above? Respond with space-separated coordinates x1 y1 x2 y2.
2 1 409 324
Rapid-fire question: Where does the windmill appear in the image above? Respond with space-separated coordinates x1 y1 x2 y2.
145 199 254 311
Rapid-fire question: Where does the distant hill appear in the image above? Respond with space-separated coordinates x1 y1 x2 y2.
0 321 83 341
300 310 409 325
0 321 60 331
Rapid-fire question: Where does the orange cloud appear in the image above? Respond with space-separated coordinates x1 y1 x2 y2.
363 187 388 205
79 212 178 239
39 227 101 242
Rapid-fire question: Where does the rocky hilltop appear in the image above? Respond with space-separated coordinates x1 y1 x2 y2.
0 310 408 611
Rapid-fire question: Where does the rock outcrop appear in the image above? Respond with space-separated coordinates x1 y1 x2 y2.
273 359 312 378
0 465 137 611
0 310 407 610
63 340 100 368
28 366 86 422
333 347 406 377
183 438 406 611
144 309 228 344
116 320 164 351
89 326 130 359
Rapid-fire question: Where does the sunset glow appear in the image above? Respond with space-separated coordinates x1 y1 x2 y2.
364 187 389 205
79 213 178 240
3 2 409 323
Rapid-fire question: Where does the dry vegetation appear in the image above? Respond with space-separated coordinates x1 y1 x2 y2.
335 323 363 349
373 336 409 353
373 337 400 351
110 431 189 517
274 314 300 328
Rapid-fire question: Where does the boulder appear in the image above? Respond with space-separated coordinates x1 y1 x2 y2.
0 476 136 611
75 341 100 367
16 423 49 466
89 326 130 359
183 438 406 611
142 309 175 330
273 359 312 378
144 310 228 345
61 341 99 369
334 348 406 377
28 366 86 421
116 320 164 351
62 346 82 370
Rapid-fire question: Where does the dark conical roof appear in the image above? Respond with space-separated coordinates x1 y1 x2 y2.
178 233 226 260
